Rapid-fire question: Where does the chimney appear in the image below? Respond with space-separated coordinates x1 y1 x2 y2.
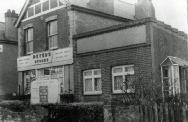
135 0 155 19
5 9 18 41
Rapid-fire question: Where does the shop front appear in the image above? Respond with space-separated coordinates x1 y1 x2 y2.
17 47 74 99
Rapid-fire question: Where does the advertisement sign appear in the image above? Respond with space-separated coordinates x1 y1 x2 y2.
31 79 59 104
33 51 52 65
39 86 48 103
17 55 33 67
52 47 73 62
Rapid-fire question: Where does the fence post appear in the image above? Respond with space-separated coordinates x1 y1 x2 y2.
182 103 187 122
140 105 144 122
165 103 169 122
144 105 148 122
149 104 154 122
160 103 164 122
154 103 158 122
170 103 175 122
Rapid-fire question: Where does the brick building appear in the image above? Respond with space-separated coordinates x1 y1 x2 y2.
0 10 18 95
15 0 188 104
14 0 135 101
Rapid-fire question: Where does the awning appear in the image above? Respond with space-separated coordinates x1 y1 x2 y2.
160 56 188 66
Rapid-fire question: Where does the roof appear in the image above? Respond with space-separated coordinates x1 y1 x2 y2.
161 56 188 67
14 0 133 28
73 18 187 40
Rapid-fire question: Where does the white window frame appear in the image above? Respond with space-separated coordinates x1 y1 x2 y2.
161 64 180 96
25 28 33 54
112 65 134 93
83 69 102 95
48 20 58 49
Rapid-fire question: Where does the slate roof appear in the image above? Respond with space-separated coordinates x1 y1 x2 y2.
161 56 188 67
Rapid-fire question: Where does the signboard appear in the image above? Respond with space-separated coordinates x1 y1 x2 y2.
0 45 3 52
39 86 48 103
31 79 59 104
17 55 33 67
17 47 73 69
52 47 73 62
33 51 52 65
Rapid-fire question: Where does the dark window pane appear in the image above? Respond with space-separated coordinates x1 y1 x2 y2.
42 0 49 11
35 4 41 14
28 7 34 17
50 0 58 9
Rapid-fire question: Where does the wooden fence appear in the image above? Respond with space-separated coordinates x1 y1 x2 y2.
139 102 187 122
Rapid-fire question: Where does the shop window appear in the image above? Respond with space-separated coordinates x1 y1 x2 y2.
48 20 57 49
25 28 33 54
24 70 36 95
112 65 135 93
161 65 180 96
83 69 102 95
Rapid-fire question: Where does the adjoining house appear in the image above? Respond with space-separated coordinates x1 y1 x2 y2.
15 0 188 104
0 10 18 95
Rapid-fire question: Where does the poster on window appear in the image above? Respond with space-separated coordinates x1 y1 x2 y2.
31 79 60 104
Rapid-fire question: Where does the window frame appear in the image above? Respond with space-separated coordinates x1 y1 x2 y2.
25 28 33 54
47 20 58 50
112 65 134 94
83 69 102 95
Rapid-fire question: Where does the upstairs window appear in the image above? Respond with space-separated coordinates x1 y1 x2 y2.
48 20 57 49
25 28 33 54
112 65 135 93
83 69 102 95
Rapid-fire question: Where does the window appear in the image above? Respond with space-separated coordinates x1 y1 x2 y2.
24 70 36 95
48 20 57 49
25 28 33 54
112 65 135 93
83 69 102 95
162 65 180 96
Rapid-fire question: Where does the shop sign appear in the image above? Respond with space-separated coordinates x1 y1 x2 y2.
39 86 48 103
0 45 3 52
17 55 33 67
33 51 52 65
31 79 60 104
52 47 73 62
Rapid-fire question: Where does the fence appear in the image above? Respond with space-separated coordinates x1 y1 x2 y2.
139 102 187 122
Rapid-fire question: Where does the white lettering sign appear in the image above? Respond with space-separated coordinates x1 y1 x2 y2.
52 47 73 62
31 79 60 104
0 45 3 52
17 55 33 67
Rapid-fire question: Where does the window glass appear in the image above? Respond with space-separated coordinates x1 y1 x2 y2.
25 28 33 54
83 69 102 94
112 65 134 93
48 20 57 49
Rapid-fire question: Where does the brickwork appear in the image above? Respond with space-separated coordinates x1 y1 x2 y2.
152 24 188 82
0 43 18 95
74 44 152 102
19 8 70 56
73 11 124 35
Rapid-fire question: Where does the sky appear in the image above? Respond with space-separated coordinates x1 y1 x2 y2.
0 0 187 33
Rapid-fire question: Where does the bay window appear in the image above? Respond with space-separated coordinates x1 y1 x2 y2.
112 65 135 93
83 69 102 95
48 20 57 49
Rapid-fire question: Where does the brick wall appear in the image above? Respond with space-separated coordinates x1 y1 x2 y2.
0 43 18 95
74 44 152 102
19 8 70 56
152 24 188 82
71 11 124 35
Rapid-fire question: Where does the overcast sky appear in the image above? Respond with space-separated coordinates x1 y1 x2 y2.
0 0 187 33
